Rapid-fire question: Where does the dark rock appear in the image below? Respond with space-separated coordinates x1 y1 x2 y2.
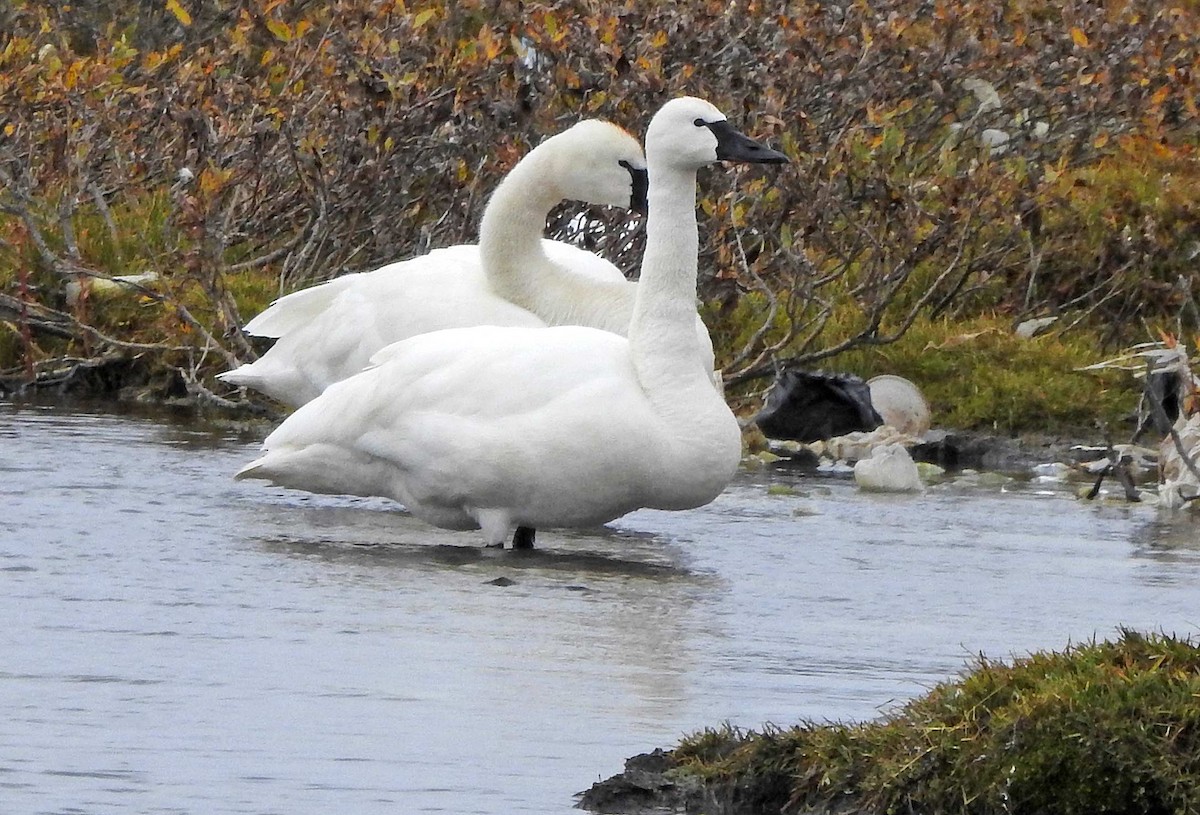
485 576 515 587
576 749 702 814
911 430 1080 473
755 370 883 442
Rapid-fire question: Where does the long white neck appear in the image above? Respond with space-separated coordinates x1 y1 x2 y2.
478 151 637 334
478 151 561 304
629 165 711 402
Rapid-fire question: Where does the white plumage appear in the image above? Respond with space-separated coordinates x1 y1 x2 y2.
236 97 787 547
220 119 714 407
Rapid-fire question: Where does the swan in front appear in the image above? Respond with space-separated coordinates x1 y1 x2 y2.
235 97 788 548
219 119 713 407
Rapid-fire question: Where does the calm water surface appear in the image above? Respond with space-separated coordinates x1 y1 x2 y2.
2 401 1198 814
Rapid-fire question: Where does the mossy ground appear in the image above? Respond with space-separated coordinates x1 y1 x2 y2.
708 303 1140 435
4 250 1143 435
663 630 1200 815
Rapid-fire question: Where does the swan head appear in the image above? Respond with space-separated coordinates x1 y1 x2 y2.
646 97 789 169
542 120 649 214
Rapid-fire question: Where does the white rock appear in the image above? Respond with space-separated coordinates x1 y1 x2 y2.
867 375 931 437
854 444 923 493
1014 316 1058 339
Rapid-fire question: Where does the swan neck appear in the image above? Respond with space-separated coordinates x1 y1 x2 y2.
478 151 560 304
629 166 708 393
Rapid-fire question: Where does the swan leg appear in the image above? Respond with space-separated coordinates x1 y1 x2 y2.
511 526 536 549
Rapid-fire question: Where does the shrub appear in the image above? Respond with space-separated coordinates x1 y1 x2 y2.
1 0 1196 426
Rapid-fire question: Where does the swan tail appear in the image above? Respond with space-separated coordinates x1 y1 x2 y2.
236 446 372 492
216 361 317 408
235 445 395 500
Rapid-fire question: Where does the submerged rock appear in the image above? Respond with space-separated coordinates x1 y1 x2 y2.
853 443 923 492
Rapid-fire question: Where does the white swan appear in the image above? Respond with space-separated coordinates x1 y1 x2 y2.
219 119 715 407
235 97 787 548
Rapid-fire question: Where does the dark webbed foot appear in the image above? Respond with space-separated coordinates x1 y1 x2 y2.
511 526 536 549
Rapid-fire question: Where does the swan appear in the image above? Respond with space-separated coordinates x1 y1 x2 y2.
219 119 715 407
235 97 788 548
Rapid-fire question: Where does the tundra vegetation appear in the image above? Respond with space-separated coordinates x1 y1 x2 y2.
1 0 1198 434
580 630 1200 815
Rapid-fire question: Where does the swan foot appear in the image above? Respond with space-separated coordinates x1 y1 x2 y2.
511 526 536 549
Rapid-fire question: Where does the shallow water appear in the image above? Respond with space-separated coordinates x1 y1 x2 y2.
2 401 1198 814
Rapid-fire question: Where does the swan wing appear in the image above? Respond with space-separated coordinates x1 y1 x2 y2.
539 239 628 284
239 325 664 528
222 246 546 406
242 274 362 338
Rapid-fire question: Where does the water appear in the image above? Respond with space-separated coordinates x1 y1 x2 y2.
2 401 1198 814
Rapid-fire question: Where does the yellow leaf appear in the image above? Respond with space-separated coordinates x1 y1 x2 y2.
266 19 292 42
1093 131 1110 149
3 123 15 136
165 0 192 26
413 9 437 28
1069 27 1089 47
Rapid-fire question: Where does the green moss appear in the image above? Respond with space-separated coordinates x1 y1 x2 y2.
670 630 1200 815
836 314 1136 434
707 301 1139 434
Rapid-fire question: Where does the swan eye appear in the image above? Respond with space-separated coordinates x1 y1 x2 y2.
618 160 633 170
693 118 707 127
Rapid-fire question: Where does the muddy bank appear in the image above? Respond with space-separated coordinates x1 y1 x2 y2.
762 427 1113 477
3 377 1108 478
575 750 857 815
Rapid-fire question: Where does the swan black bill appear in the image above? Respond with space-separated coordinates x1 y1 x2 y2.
703 119 789 164
621 160 649 214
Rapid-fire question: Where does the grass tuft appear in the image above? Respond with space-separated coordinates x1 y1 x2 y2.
669 630 1200 815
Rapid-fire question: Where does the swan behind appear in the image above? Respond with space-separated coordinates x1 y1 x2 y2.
220 120 714 407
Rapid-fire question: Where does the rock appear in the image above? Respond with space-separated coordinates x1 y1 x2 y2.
1157 414 1200 509
576 749 701 814
867 375 930 437
911 430 1073 474
825 425 920 463
853 444 923 492
64 272 159 307
755 370 882 442
1014 316 1058 339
